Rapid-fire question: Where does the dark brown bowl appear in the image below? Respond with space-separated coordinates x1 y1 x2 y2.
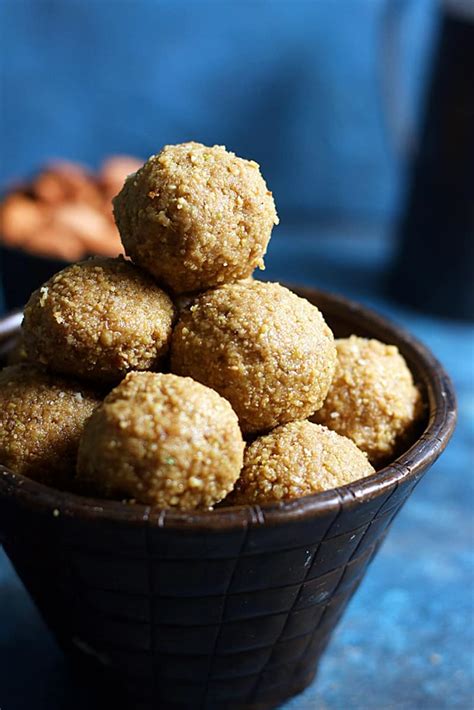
0 287 456 710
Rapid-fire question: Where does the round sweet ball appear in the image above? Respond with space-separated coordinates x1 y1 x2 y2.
227 420 375 505
76 372 245 510
171 280 337 434
113 142 279 293
0 364 100 487
312 336 423 465
23 256 176 383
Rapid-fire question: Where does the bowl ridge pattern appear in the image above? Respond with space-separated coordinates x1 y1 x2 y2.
0 287 456 710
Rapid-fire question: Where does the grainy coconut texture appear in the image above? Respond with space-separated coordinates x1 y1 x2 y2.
312 336 424 465
113 142 279 293
0 364 100 487
227 420 375 505
76 372 245 510
22 256 176 384
171 280 337 434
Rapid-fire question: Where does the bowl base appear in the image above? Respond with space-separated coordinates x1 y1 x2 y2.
66 646 317 710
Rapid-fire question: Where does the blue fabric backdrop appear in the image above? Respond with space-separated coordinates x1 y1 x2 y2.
1 0 437 221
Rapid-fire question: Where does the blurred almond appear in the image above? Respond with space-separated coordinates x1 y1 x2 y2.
22 226 84 261
33 171 68 204
81 226 123 257
53 203 110 239
0 195 46 245
1 155 140 261
34 162 102 206
100 156 142 199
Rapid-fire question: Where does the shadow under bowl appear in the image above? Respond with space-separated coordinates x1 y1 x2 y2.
0 286 456 710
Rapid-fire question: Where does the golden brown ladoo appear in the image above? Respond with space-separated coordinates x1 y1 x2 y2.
312 336 423 465
7 334 29 365
4 139 419 508
171 280 337 434
113 142 279 293
76 372 244 509
0 364 100 487
227 420 375 505
22 256 176 384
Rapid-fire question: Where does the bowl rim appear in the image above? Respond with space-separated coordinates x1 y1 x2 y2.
0 285 457 532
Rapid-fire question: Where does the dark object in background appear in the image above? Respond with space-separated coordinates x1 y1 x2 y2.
0 247 68 312
0 287 456 710
390 7 474 321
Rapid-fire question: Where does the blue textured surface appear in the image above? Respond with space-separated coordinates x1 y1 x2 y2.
0 226 473 709
0 0 438 221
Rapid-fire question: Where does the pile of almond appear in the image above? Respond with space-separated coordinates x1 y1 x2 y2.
0 156 142 261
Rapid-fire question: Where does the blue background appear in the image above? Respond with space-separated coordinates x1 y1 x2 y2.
0 0 438 221
0 1 473 708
